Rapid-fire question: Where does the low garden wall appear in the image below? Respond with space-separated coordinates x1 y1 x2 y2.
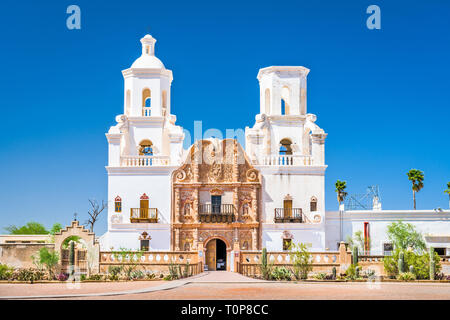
99 251 202 276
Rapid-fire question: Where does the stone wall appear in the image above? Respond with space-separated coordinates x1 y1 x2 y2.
0 243 55 268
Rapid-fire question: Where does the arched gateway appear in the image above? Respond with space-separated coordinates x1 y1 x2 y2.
171 139 261 271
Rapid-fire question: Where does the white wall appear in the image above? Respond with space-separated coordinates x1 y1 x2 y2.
325 210 450 254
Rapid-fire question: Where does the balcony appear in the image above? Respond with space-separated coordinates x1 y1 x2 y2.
121 155 170 167
274 208 304 223
257 155 313 166
130 208 158 223
198 204 236 223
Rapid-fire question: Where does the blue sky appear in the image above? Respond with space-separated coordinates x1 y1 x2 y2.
0 0 449 235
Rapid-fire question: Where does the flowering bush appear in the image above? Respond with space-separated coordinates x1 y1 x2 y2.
57 272 68 281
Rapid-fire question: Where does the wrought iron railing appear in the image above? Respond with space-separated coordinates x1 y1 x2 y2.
130 208 158 223
274 208 304 223
198 204 236 223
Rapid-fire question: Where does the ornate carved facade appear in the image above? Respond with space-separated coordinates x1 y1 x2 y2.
171 139 261 253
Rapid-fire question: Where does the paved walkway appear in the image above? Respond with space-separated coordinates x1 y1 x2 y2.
0 272 260 300
189 271 264 282
2 272 450 300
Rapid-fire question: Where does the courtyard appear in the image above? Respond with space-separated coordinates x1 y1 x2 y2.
1 271 449 300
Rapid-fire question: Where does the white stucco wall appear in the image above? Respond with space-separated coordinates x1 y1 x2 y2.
325 210 450 254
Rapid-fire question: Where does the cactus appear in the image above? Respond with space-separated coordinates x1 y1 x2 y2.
260 247 271 280
332 266 337 280
398 251 405 273
352 246 358 265
429 247 436 280
262 248 267 268
355 266 360 279
69 241 75 276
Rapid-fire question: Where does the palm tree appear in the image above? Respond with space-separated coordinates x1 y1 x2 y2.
335 180 348 242
444 182 450 209
335 180 348 208
406 169 424 210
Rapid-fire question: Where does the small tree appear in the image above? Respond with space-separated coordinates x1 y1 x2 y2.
335 180 348 208
346 231 366 252
444 182 450 209
85 199 107 232
290 243 313 280
407 169 424 210
38 247 59 279
5 222 48 234
386 221 426 252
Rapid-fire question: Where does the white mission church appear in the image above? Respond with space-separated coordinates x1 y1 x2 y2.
99 34 450 271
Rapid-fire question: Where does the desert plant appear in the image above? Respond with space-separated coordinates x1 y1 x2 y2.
290 243 313 280
259 248 273 280
332 267 337 280
384 248 441 279
168 261 179 280
271 267 292 281
352 246 359 265
87 274 104 281
80 274 86 281
398 252 405 273
397 272 416 281
435 272 446 280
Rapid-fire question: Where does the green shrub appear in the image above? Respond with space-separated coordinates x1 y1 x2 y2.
0 264 14 280
130 270 145 280
290 243 313 280
313 272 328 280
397 272 416 281
344 264 361 280
270 267 292 281
108 265 123 277
384 249 441 280
80 274 86 281
87 274 104 281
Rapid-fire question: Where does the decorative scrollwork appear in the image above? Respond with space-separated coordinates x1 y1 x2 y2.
175 169 187 182
246 169 259 182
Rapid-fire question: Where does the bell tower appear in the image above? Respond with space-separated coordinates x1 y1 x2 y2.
122 34 172 118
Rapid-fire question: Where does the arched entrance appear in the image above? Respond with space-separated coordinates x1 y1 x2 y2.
205 238 227 271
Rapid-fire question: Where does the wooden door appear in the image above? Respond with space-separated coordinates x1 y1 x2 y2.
205 239 216 271
140 199 149 218
283 200 292 218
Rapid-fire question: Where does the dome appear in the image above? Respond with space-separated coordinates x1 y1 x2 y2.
129 34 165 69
131 55 165 69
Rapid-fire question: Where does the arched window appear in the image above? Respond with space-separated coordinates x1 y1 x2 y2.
281 98 287 115
310 196 317 212
114 196 122 212
142 88 151 116
264 89 270 114
139 140 153 156
281 86 290 115
279 138 293 155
